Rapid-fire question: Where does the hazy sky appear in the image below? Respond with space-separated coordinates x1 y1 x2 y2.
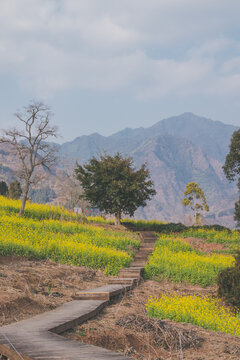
1 0 240 143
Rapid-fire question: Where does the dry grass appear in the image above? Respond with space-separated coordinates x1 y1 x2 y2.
0 255 109 326
66 280 240 360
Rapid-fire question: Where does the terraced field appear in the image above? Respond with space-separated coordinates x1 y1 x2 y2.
0 198 239 359
144 230 240 340
144 235 235 286
0 197 139 275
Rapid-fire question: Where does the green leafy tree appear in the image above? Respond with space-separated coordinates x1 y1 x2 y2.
75 152 156 225
0 181 8 196
182 182 209 225
223 129 240 226
9 180 22 199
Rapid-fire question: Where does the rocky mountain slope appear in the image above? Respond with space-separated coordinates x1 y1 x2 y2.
59 113 238 227
0 113 238 227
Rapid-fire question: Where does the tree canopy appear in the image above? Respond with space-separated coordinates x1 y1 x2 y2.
75 152 156 225
0 181 8 196
223 129 240 181
223 129 240 226
182 182 209 225
9 180 22 200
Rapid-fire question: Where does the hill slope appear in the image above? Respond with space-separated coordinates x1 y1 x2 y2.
59 113 238 227
0 113 238 227
60 113 238 163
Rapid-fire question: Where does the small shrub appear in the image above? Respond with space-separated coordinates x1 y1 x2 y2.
122 220 187 233
217 250 240 312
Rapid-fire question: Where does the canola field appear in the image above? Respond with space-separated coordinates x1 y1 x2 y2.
144 235 235 286
0 196 115 224
146 294 240 337
0 197 140 275
179 227 240 254
145 231 240 337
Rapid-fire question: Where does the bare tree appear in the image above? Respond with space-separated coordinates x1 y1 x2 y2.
0 101 58 216
55 160 90 211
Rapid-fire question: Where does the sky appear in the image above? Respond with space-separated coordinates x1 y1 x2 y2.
0 0 240 143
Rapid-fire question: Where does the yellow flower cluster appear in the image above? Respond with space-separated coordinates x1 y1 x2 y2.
0 196 79 220
144 236 234 286
0 198 140 274
0 196 115 225
146 294 240 337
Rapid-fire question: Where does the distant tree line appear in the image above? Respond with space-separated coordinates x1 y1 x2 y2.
223 128 240 226
0 180 22 199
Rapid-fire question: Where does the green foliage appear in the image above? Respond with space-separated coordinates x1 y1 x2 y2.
75 152 156 224
122 219 187 232
0 181 8 196
8 180 22 199
234 193 240 226
198 224 231 231
144 235 234 286
217 250 240 312
223 129 240 226
182 182 209 225
223 129 240 181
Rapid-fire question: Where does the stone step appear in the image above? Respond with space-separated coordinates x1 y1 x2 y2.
135 252 151 258
133 255 148 262
109 277 139 285
73 292 110 301
119 267 143 278
130 262 146 267
142 235 157 240
140 243 155 250
142 240 157 245
127 266 144 271
142 236 157 240
118 272 141 278
139 232 156 237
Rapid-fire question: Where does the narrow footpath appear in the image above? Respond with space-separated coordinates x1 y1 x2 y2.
0 231 157 360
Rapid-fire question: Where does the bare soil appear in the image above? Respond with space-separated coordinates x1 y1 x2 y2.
181 237 229 254
0 255 108 326
66 280 240 360
1 234 239 360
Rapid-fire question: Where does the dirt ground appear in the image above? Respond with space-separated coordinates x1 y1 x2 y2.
65 280 240 360
1 236 239 360
0 255 108 326
182 237 229 254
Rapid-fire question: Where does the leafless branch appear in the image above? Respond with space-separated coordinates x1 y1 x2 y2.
0 101 59 215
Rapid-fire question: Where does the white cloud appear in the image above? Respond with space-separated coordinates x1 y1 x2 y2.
0 0 240 101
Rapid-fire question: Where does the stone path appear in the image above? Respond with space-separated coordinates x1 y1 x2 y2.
0 231 157 360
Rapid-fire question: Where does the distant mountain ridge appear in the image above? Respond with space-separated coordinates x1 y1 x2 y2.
59 113 238 227
0 113 238 227
60 113 237 163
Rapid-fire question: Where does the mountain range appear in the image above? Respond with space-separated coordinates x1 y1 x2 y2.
59 113 238 227
0 112 238 227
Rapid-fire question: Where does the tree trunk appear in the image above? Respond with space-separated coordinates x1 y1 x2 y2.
194 212 201 226
115 210 121 226
19 180 30 217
